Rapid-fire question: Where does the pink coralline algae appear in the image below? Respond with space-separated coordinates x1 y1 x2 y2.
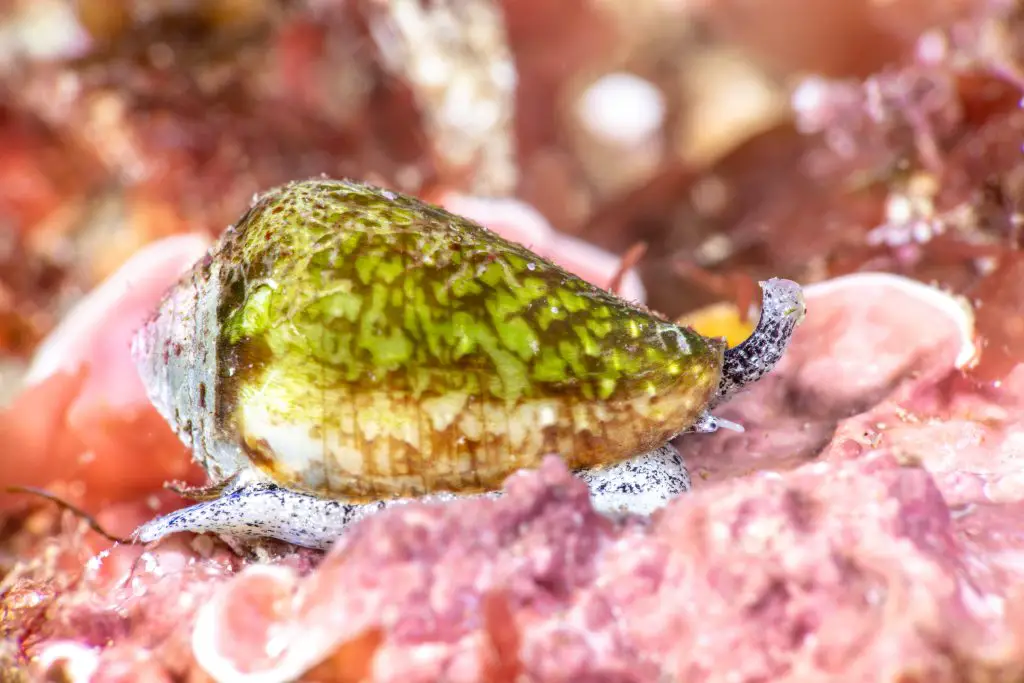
178 451 1024 683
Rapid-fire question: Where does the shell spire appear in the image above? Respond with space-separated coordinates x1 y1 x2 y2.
131 248 248 482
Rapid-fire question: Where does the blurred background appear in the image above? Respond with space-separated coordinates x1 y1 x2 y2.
1 0 1022 403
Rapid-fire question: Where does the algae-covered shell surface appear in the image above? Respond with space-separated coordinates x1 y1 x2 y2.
132 179 725 501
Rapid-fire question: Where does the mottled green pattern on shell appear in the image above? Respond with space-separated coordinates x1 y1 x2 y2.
211 179 724 498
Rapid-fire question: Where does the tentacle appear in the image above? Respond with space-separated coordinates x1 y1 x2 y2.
686 411 744 435
712 277 806 406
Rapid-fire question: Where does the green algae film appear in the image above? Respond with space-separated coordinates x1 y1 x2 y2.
211 179 723 499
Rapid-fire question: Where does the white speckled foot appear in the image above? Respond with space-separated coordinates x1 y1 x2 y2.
577 443 691 517
133 485 388 550
133 484 503 550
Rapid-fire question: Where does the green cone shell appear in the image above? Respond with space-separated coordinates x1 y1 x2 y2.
135 179 725 500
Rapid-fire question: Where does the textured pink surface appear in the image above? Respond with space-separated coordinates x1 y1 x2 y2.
182 451 1024 683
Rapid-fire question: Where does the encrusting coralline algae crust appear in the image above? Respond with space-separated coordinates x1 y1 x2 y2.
210 179 722 499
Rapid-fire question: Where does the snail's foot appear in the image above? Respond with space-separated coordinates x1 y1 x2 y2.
578 443 692 518
135 446 695 550
134 484 391 550
134 483 503 550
